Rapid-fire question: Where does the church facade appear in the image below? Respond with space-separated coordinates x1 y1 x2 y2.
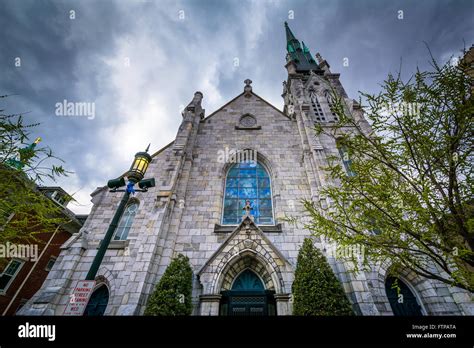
19 23 472 316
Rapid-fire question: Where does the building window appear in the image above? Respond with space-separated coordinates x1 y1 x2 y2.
337 144 356 177
310 92 326 122
50 190 68 206
113 202 138 240
239 114 257 127
0 259 25 293
325 90 338 121
45 257 57 272
223 162 274 225
367 217 381 235
385 276 424 316
83 285 109 316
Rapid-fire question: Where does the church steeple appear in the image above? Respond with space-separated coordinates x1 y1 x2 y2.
285 21 301 54
284 22 321 74
302 41 317 65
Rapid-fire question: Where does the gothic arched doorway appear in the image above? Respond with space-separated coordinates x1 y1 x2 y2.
83 285 109 316
385 276 424 316
220 269 276 316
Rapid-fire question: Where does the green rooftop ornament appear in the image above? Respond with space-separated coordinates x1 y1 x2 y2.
5 137 42 170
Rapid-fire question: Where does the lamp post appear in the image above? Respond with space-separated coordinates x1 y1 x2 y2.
85 145 155 281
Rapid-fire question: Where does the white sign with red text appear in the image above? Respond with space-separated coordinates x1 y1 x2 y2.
63 280 96 316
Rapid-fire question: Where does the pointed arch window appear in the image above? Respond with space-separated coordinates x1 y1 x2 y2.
336 140 356 177
385 276 424 316
113 201 138 240
223 162 273 225
231 270 265 291
83 285 109 316
310 91 326 122
325 90 338 121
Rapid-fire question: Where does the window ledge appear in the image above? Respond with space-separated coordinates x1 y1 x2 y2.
235 125 261 130
214 223 282 233
96 239 129 249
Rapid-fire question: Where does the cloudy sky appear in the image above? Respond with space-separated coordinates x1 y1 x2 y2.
0 0 472 214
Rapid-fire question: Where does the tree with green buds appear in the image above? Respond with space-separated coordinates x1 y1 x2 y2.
0 95 71 262
303 47 474 292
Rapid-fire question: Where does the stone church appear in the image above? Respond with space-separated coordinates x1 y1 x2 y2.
19 23 472 316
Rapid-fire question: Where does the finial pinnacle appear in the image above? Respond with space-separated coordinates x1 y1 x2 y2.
244 79 253 97
145 143 150 152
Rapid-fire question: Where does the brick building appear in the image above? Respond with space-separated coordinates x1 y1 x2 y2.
0 187 84 315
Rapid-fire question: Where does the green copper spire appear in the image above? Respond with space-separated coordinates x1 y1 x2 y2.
285 21 301 53
302 41 310 53
284 22 321 74
302 41 316 64
285 21 298 43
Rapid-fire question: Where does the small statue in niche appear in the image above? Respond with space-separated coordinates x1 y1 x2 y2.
243 200 252 215
242 199 254 221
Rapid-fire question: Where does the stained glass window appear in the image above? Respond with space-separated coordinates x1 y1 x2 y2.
223 162 273 225
113 202 138 240
337 145 356 177
231 270 264 290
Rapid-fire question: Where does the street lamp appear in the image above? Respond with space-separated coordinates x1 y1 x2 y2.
85 145 155 281
127 149 152 183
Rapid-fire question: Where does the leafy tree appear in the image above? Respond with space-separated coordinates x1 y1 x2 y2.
0 95 71 255
0 94 68 181
303 47 474 292
144 254 193 316
292 238 354 315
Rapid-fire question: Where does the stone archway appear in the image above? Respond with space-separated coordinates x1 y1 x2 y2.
83 285 109 316
220 253 275 291
385 276 424 316
197 216 293 315
218 254 277 316
367 261 438 315
216 249 282 294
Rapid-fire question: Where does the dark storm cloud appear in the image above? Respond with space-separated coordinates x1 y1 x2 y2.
0 0 129 209
0 0 472 213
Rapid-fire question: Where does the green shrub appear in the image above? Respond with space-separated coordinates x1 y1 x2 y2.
144 254 193 316
292 238 354 315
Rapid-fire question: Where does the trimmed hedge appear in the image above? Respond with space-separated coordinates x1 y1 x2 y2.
144 254 193 316
292 238 354 315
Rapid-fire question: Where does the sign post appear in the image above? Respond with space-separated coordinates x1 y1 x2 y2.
63 280 96 316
